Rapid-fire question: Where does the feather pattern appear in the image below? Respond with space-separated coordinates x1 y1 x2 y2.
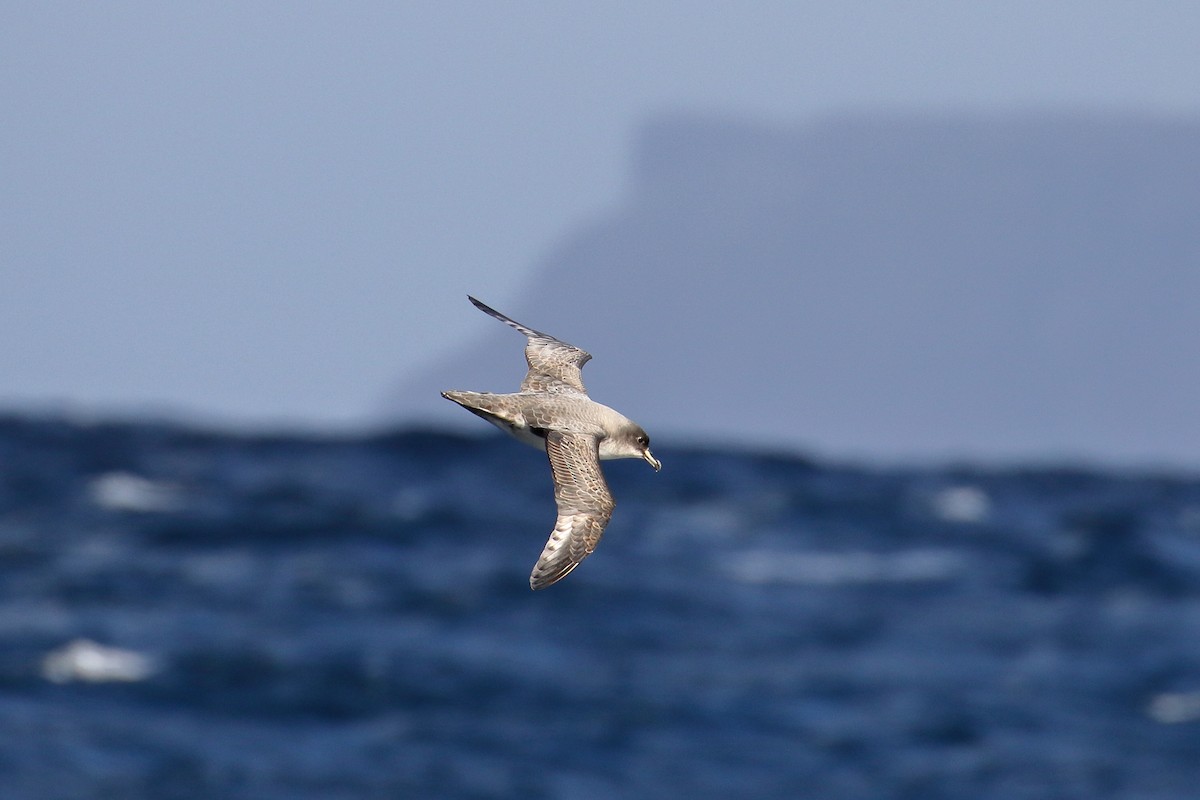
529 430 615 590
444 296 659 589
468 296 591 394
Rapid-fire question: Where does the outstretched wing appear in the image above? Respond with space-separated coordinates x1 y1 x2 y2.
530 430 615 590
469 296 591 395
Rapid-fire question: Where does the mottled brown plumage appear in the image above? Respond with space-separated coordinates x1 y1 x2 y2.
442 296 660 589
468 296 592 395
534 431 614 588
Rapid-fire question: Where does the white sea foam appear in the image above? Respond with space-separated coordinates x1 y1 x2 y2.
728 548 966 586
41 638 155 684
88 471 182 512
1147 691 1200 724
931 485 991 523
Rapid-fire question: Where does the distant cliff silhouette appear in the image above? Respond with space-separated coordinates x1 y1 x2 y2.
397 113 1200 465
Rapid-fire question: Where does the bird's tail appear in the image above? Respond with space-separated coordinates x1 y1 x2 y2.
441 391 522 427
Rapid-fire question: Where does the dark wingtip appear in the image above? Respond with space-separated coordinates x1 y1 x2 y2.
530 562 579 590
529 576 556 591
467 295 495 315
466 295 536 336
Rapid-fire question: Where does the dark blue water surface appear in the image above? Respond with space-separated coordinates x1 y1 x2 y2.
1 415 1199 798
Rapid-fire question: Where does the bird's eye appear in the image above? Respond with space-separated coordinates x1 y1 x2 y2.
636 436 647 446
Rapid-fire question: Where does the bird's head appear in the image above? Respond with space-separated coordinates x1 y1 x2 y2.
598 422 661 470
627 425 661 471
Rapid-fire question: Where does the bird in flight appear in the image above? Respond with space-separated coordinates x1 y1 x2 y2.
442 296 660 589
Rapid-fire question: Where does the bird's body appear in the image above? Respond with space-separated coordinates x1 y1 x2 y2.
442 296 660 590
441 390 643 456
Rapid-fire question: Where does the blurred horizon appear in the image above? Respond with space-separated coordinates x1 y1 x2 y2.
4 3 1200 466
4 8 1200 793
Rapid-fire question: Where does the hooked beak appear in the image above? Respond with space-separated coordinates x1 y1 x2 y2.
643 449 661 472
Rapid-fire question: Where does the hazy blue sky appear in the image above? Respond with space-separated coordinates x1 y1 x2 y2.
4 2 1200 430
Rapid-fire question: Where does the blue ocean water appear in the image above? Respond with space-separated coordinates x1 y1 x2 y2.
1 415 1198 798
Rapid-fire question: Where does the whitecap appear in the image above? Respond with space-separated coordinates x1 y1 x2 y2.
88 471 182 512
931 485 991 524
1147 691 1200 724
41 638 155 684
728 548 966 586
